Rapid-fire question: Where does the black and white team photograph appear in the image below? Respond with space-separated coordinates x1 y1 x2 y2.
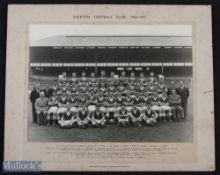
28 25 193 142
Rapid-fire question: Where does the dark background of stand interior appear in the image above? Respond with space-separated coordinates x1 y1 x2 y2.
29 46 192 77
1 0 220 174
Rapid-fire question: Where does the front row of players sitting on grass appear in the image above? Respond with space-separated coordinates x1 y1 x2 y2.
34 88 184 129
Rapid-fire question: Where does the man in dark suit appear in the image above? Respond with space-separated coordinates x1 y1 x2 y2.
30 84 40 123
44 84 53 98
177 80 189 118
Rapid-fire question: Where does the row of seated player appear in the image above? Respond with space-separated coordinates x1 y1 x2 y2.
44 90 170 106
34 89 184 128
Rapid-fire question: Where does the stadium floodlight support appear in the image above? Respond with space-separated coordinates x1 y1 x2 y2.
115 48 119 69
94 48 98 75
161 48 164 75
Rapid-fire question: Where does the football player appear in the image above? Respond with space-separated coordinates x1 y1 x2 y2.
130 106 142 127
118 82 126 95
141 103 158 126
133 92 142 110
127 81 136 94
108 82 116 95
76 106 90 128
147 82 156 97
47 91 59 125
157 75 168 97
140 92 151 111
58 105 76 128
99 83 108 96
139 72 147 84
138 83 146 94
58 72 67 86
110 71 115 78
119 71 127 83
60 81 69 92
79 82 89 95
109 71 116 84
90 106 106 127
66 88 72 98
69 72 78 86
79 71 87 85
148 72 157 85
151 91 162 121
70 83 79 95
52 83 59 93
56 88 62 98
97 93 106 113
106 93 117 124
124 93 133 112
167 80 177 96
88 72 97 88
130 72 136 82
68 92 78 113
98 70 107 84
87 91 97 113
89 83 98 94
159 91 172 122
116 92 124 112
57 91 69 120
117 105 130 127
78 94 87 111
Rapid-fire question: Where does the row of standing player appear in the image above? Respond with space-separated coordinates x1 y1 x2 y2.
57 71 166 86
42 71 169 98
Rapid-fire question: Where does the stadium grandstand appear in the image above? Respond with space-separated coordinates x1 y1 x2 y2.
29 35 192 84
